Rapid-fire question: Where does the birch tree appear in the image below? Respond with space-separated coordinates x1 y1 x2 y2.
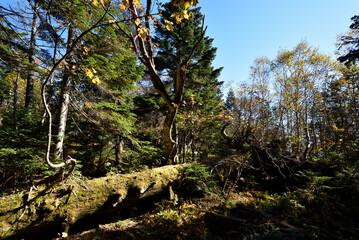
272 41 335 160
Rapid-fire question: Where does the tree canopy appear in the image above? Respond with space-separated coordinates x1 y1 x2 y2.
0 1 358 239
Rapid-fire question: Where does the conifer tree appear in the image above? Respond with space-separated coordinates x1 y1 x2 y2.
37 0 144 172
24 0 39 109
154 4 223 161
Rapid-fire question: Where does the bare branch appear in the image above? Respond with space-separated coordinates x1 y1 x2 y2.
145 0 154 62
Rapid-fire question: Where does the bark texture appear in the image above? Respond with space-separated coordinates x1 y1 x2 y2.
25 0 39 108
13 73 19 131
54 25 75 160
0 164 186 239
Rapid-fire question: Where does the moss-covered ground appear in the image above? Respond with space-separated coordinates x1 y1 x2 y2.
1 163 358 240
0 164 185 239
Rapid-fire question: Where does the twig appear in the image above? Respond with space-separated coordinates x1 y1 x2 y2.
17 185 36 221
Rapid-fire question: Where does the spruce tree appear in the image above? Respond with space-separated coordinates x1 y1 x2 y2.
154 4 224 161
39 0 144 173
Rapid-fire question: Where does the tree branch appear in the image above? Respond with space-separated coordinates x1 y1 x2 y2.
174 17 207 104
41 4 111 171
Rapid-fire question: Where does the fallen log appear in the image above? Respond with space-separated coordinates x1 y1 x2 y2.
0 164 186 239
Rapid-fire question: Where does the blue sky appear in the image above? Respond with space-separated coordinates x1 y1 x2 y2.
2 0 358 91
197 0 359 91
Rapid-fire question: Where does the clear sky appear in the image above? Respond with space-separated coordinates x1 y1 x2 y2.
197 0 359 91
2 0 359 91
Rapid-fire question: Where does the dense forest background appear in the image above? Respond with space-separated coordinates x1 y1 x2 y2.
0 0 358 239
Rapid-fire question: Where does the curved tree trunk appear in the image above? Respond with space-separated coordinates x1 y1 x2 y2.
54 25 75 160
162 103 179 165
122 1 207 165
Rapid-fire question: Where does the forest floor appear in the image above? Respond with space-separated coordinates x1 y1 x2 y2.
62 189 344 240
2 163 358 240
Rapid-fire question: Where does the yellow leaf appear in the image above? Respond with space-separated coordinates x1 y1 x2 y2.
165 25 173 32
183 10 189 19
93 0 98 6
137 28 144 39
120 3 127 11
176 16 183 23
164 20 173 25
192 0 199 6
84 68 101 85
133 0 143 10
169 186 175 200
135 18 141 26
153 43 159 48
85 69 94 78
137 27 147 39
92 76 101 85
184 1 191 9
100 0 106 7
171 12 183 23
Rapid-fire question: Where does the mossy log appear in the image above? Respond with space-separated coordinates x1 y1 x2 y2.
0 164 186 239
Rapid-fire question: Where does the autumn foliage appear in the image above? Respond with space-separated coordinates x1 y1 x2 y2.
0 1 358 239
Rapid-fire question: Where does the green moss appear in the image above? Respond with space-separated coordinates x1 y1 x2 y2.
0 164 186 238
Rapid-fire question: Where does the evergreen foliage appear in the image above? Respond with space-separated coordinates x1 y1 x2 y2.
0 1 358 239
153 4 225 161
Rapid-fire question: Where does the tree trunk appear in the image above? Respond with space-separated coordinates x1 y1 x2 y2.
40 73 55 126
13 73 19 132
173 121 179 164
301 105 312 161
115 135 124 165
0 164 186 239
162 103 179 165
302 126 312 161
25 0 39 109
126 1 206 165
54 25 75 160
